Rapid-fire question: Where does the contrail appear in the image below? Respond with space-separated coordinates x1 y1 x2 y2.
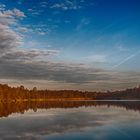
112 50 140 69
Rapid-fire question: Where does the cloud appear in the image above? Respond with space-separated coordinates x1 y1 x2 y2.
0 6 26 55
27 8 43 16
0 3 5 11
0 104 136 139
50 0 83 10
0 16 139 90
0 2 139 91
0 8 25 25
22 23 52 36
34 27 51 36
40 1 48 8
0 24 23 54
0 5 54 62
0 58 107 83
3 8 26 18
1 52 140 91
16 26 29 33
0 50 140 91
1 49 59 61
0 9 96 85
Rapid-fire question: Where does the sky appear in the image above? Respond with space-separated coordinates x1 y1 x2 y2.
0 0 140 91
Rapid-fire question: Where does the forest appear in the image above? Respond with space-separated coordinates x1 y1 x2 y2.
0 84 140 101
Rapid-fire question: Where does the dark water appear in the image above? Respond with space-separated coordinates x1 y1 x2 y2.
0 101 140 140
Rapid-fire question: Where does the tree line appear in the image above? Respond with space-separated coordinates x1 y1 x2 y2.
0 84 140 101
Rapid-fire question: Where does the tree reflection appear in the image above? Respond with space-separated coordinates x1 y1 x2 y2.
0 101 140 117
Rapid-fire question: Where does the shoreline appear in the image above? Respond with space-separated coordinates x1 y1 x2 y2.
0 99 140 102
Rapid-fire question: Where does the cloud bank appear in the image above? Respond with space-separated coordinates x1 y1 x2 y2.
0 3 140 91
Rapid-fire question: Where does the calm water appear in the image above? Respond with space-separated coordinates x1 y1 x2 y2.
0 101 140 140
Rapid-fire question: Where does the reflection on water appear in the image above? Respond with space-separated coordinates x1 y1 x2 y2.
0 101 140 140
0 101 140 117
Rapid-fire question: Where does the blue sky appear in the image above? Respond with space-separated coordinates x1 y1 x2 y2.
0 0 140 91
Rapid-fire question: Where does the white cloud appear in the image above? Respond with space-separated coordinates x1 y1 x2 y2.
0 5 26 55
0 2 139 91
40 1 48 8
2 8 25 18
16 27 29 33
0 5 58 61
50 0 83 10
0 8 26 26
0 23 23 54
27 8 43 16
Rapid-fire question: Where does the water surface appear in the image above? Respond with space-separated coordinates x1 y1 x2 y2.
0 101 140 140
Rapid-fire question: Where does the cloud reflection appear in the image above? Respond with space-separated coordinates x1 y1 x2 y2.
0 101 140 140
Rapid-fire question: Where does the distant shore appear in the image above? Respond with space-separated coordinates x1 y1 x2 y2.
0 84 140 101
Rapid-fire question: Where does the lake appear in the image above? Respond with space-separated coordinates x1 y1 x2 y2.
0 101 140 140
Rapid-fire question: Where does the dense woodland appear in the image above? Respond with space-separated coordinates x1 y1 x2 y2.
0 84 140 101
